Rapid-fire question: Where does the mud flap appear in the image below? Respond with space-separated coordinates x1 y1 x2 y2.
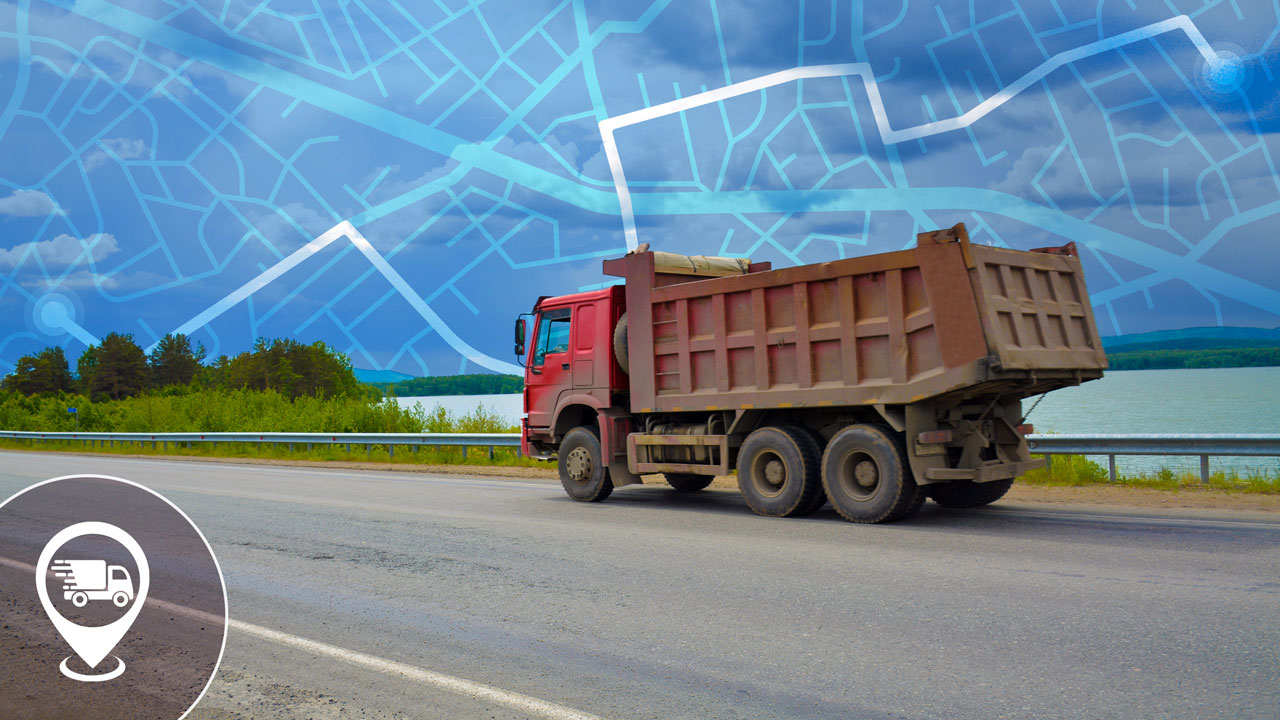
599 407 643 486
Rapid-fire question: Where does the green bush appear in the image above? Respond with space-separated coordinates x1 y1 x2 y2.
0 389 537 468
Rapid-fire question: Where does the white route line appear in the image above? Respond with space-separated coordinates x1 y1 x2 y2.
0 555 603 720
153 221 522 375
599 14 1219 250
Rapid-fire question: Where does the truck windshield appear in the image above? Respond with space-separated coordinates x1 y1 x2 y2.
533 309 571 365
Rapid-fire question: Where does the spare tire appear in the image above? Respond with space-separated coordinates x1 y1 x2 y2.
929 478 1014 508
665 473 713 492
613 312 629 374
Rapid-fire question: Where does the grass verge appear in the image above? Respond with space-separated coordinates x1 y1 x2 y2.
0 395 551 469
1023 453 1280 494
0 436 548 469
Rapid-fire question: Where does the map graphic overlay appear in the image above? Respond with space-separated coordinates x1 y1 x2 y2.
1 0 1277 376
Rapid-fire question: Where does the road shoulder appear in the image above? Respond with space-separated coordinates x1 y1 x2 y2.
4 449 1277 516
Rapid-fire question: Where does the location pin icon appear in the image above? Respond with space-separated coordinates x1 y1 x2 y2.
35 521 150 681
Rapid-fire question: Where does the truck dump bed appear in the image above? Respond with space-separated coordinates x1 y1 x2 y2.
603 224 1105 414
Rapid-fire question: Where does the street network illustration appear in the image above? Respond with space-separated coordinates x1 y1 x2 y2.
0 0 1277 377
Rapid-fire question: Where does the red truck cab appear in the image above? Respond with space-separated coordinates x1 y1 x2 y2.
518 285 626 461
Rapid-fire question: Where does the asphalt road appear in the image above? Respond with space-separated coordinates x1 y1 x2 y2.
1 451 1277 720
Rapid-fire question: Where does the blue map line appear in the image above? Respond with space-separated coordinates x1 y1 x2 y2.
50 0 621 213
5 2 1276 374
630 187 1280 314
0 0 33 143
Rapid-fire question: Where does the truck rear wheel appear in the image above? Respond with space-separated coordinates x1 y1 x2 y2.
794 427 829 516
613 313 629 374
665 473 713 492
821 424 921 523
737 426 822 517
558 427 614 502
929 478 1014 508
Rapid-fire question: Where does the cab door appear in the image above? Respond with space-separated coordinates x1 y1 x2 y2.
525 307 572 430
571 302 596 388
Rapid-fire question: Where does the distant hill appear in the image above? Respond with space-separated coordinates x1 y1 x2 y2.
371 373 523 397
353 368 415 384
1103 326 1280 350
1101 327 1280 370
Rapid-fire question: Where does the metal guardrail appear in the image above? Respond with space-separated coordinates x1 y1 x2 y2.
0 430 521 461
1028 434 1280 483
2 431 1277 483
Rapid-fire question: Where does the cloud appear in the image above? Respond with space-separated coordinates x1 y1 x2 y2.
0 190 62 217
0 233 119 269
21 270 119 291
85 138 150 171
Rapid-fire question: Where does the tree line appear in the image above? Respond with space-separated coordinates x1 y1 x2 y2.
2 334 362 400
1106 347 1280 371
374 373 523 397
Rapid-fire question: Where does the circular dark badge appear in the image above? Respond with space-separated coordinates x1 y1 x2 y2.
0 475 227 719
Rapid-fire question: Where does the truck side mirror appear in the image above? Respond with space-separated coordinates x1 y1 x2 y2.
515 343 524 357
515 317 526 346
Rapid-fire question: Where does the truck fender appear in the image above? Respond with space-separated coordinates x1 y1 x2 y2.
551 392 607 440
904 402 948 485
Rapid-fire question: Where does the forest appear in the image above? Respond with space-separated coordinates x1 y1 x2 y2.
372 373 523 396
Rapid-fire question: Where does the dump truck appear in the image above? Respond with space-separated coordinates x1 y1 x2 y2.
516 224 1106 523
52 559 135 608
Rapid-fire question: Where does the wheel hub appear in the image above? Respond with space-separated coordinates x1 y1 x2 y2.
764 458 786 486
854 459 879 488
565 446 593 482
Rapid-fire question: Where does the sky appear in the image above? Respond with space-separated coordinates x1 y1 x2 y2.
0 0 1277 376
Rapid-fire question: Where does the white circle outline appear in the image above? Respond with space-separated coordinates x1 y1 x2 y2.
0 474 229 720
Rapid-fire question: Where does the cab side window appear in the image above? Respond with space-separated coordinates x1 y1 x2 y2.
533 309 571 366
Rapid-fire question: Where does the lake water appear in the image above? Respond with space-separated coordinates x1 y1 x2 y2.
1027 366 1279 476
393 367 1280 476
393 393 524 426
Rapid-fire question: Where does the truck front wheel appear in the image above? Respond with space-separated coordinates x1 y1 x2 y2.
558 427 614 502
821 424 922 523
737 426 822 517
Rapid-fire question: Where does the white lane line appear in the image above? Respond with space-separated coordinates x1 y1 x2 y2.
226 620 605 720
0 556 604 720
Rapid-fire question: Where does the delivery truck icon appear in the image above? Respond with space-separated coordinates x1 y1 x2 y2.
51 559 135 608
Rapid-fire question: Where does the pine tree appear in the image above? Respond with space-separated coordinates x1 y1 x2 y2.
148 333 205 388
1 346 73 395
89 333 148 400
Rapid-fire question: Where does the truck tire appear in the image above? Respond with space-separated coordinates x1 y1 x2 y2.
821 424 921 523
665 473 713 492
613 313 629 374
737 426 823 517
794 427 829 516
72 592 88 607
886 431 926 522
558 427 614 502
929 478 1014 508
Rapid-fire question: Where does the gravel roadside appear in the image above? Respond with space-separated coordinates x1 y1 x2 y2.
7 449 1278 514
